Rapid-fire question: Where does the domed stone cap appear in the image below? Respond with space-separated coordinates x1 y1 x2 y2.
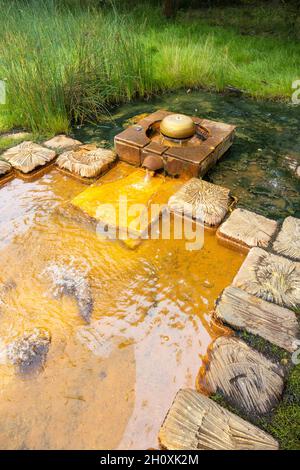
0 159 12 176
56 147 116 178
160 113 196 139
2 141 56 173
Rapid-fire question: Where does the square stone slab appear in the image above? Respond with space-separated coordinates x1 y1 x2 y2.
44 134 82 151
159 389 278 450
215 286 299 352
217 208 277 249
56 147 116 179
168 178 231 227
198 336 285 416
2 141 56 174
232 247 300 309
272 216 300 261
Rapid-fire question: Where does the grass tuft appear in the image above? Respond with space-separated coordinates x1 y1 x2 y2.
0 1 299 135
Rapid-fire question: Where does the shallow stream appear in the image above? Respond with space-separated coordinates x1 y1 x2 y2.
0 89 298 449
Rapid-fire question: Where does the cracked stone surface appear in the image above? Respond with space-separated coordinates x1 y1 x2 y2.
0 159 12 176
56 147 116 178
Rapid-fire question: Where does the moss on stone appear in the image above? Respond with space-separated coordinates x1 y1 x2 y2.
237 330 289 363
261 403 300 450
284 364 300 405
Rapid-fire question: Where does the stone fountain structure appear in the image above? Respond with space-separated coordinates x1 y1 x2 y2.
114 110 236 177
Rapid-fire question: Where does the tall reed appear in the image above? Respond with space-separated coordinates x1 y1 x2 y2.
0 1 299 135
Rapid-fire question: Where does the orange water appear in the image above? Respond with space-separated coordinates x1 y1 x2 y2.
0 165 245 450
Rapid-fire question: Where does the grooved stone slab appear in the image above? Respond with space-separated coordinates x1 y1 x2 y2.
199 336 285 416
44 134 82 151
215 286 299 352
217 208 277 249
159 389 279 450
168 178 231 227
232 247 300 309
56 147 116 178
2 141 56 174
272 216 300 261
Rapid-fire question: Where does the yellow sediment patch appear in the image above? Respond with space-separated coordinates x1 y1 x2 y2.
71 164 184 237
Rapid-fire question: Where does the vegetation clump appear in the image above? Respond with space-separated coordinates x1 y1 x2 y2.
0 1 299 135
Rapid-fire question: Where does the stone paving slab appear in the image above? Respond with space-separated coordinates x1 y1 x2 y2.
56 147 116 179
215 286 299 352
2 141 56 174
168 178 231 227
217 208 278 249
232 247 300 309
159 389 279 450
272 216 300 261
44 134 82 152
199 336 285 416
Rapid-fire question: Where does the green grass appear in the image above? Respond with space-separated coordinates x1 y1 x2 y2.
0 1 299 135
0 134 35 153
261 365 300 450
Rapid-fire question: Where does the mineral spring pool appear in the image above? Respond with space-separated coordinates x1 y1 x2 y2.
0 90 299 450
75 89 300 221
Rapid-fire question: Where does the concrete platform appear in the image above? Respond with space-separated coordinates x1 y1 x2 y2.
115 110 235 177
